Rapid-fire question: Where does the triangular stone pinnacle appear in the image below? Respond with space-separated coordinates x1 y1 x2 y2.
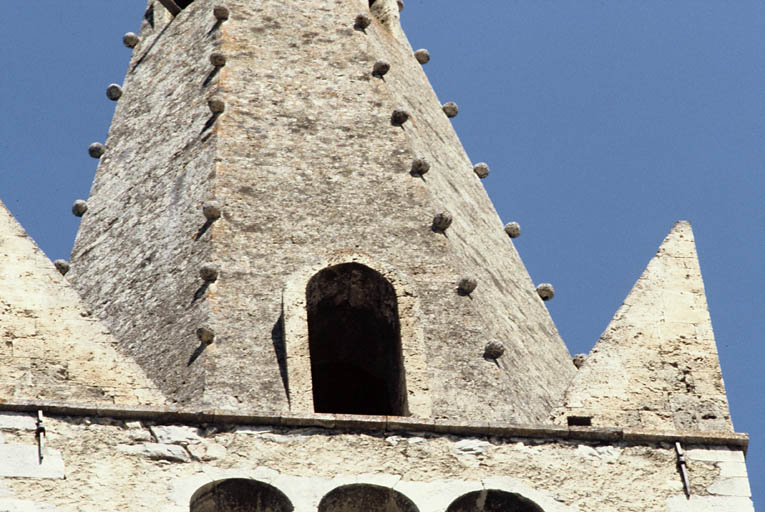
553 221 732 432
0 201 165 406
68 0 574 422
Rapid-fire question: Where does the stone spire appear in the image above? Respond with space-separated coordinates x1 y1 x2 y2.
0 201 164 406
69 0 574 421
553 221 733 432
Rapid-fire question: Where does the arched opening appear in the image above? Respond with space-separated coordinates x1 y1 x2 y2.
306 263 408 415
319 484 419 512
445 490 545 512
190 479 294 512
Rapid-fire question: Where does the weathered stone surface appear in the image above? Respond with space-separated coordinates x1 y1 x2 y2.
118 442 190 463
452 439 490 455
0 445 65 479
718 461 748 478
150 425 202 445
687 447 746 463
0 413 36 431
553 222 733 432
0 201 165 406
707 477 751 497
0 415 740 511
666 495 754 512
69 0 575 423
0 498 59 511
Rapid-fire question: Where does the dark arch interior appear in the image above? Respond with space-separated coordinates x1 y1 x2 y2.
306 263 408 416
319 484 420 512
190 479 294 512
445 490 545 512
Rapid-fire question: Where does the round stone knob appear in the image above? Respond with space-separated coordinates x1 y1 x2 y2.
72 200 88 217
200 263 220 282
484 341 506 360
213 5 230 21
202 201 222 221
208 97 226 114
432 211 452 232
536 283 555 301
572 354 587 369
391 109 410 126
458 277 477 295
504 222 521 238
473 163 490 179
123 32 140 48
410 158 430 176
196 326 215 345
54 260 70 276
414 49 430 64
88 143 105 159
210 52 227 67
106 84 123 101
442 102 459 118
354 13 372 30
372 61 390 78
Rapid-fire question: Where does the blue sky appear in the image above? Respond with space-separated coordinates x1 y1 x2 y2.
0 1 762 504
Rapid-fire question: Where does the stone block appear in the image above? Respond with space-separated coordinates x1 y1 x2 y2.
665 495 754 512
0 499 60 511
718 462 748 478
117 443 190 463
150 425 202 445
0 445 65 478
686 447 745 463
707 477 751 497
0 413 36 430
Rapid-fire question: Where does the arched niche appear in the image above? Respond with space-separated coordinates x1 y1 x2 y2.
306 262 408 415
445 489 545 512
189 478 294 512
319 484 419 512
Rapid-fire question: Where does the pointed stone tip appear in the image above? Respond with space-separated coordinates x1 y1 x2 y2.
553 219 733 433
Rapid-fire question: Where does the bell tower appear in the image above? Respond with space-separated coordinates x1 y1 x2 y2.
0 1 752 510
69 0 575 422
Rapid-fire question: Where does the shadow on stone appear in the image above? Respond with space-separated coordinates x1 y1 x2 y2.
201 112 221 134
192 282 209 304
271 313 290 406
194 219 213 241
132 18 173 72
207 19 223 37
187 344 207 366
202 67 220 88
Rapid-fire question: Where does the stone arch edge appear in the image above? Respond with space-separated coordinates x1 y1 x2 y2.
171 471 576 512
282 252 432 418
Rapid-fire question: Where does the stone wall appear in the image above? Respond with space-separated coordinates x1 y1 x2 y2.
0 411 753 511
